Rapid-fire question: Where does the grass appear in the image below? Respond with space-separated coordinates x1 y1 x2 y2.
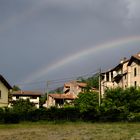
0 122 140 140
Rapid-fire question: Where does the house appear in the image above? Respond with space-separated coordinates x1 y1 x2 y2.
63 81 87 96
0 75 12 107
127 52 140 87
47 81 87 107
101 52 140 96
47 93 75 108
11 90 43 108
101 58 129 95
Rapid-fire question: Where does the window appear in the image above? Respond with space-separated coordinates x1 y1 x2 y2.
106 73 109 81
124 75 126 79
111 72 113 81
134 68 137 77
31 96 37 99
134 81 137 87
16 96 19 99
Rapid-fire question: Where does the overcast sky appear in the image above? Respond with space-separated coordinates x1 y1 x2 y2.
1 0 140 90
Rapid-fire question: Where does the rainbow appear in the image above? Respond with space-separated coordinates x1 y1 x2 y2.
22 36 140 84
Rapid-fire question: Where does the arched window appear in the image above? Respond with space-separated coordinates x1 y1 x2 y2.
134 68 137 77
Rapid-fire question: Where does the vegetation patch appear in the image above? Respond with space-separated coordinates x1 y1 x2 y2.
0 122 140 140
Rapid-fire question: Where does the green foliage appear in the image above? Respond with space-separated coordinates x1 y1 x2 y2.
12 99 35 113
77 74 99 91
9 85 21 103
12 85 21 91
50 87 63 93
1 87 140 123
11 99 36 121
75 91 99 112
124 87 140 113
0 108 4 123
74 91 99 120
45 107 80 121
78 75 99 90
39 93 47 107
86 75 99 89
100 87 140 121
104 87 140 113
4 111 20 124
127 112 140 122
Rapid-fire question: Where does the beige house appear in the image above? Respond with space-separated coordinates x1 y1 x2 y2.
127 53 140 87
11 90 42 108
101 52 140 96
0 75 12 107
47 81 87 108
47 93 75 108
63 81 87 96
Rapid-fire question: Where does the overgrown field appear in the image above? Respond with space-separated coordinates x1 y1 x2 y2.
0 122 140 140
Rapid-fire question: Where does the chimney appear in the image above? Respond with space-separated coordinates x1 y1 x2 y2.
120 57 127 64
138 53 140 57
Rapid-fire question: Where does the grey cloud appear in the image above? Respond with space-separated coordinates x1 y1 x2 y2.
0 0 140 89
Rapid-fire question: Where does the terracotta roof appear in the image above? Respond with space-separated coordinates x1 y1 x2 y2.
64 81 87 88
49 93 75 100
64 82 71 87
12 90 43 96
77 82 87 87
0 75 12 89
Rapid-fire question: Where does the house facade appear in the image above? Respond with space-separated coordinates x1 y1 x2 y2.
47 93 75 108
63 81 87 97
47 81 87 108
0 75 12 107
101 52 140 96
127 53 140 87
11 90 42 108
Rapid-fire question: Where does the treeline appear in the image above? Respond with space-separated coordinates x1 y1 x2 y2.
75 87 140 122
1 87 140 123
0 104 80 124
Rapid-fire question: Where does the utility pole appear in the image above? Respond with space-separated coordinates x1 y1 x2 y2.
99 68 101 107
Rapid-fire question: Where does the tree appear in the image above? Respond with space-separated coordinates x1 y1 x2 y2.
12 85 21 91
12 99 35 113
39 93 48 107
86 75 99 89
8 85 21 105
100 88 127 121
100 87 140 121
77 74 99 90
74 91 99 120
103 87 140 113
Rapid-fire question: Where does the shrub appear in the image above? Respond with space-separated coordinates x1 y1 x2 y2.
3 108 20 124
74 91 99 121
127 112 140 122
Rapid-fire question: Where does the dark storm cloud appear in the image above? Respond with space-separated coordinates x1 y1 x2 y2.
0 0 140 89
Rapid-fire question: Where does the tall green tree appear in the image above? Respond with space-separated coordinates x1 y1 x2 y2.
86 75 99 89
74 91 99 120
100 87 140 121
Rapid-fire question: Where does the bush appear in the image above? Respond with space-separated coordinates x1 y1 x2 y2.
0 87 140 123
4 112 19 124
127 112 140 122
0 108 4 123
99 87 140 122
